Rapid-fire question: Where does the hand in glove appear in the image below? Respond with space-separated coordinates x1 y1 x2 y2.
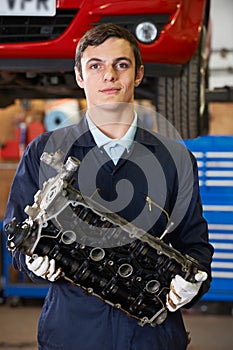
166 271 208 312
25 255 63 282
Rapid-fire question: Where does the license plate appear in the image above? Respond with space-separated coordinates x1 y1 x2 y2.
0 0 56 16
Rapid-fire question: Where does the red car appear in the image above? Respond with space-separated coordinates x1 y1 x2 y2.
0 0 211 138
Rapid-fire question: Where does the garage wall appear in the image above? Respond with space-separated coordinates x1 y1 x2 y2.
209 0 233 89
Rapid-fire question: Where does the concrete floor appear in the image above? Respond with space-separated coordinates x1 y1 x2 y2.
0 300 232 350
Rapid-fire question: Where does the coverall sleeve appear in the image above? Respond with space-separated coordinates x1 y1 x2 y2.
3 136 49 283
168 149 214 307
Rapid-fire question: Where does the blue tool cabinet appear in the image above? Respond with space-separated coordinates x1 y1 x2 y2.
1 135 233 301
184 136 233 301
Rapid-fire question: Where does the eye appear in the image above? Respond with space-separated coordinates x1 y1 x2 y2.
116 61 130 69
90 63 101 70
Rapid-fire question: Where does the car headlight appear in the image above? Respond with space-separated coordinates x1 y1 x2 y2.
135 22 158 44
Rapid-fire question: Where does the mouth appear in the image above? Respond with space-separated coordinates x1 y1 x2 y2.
99 87 121 94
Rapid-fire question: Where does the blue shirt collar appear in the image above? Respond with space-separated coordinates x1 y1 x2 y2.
86 112 137 151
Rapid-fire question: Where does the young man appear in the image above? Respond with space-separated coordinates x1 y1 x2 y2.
4 24 213 350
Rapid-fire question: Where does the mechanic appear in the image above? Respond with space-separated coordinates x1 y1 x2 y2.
4 23 213 350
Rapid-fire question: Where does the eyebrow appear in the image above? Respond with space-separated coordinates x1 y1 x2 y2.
86 57 133 65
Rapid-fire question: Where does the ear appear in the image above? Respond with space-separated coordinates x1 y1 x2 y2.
134 65 144 87
74 66 84 89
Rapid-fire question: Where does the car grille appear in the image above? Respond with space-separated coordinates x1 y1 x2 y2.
0 9 78 43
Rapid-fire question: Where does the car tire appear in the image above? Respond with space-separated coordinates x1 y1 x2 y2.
155 28 209 140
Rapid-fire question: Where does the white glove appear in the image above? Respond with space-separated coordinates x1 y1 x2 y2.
166 270 207 312
25 255 63 282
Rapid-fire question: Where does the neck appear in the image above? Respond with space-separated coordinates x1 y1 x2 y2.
88 102 134 139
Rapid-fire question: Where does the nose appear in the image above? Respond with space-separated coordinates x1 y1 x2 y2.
103 65 116 82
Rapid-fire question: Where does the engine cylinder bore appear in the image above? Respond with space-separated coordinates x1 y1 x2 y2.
90 247 105 261
61 230 77 245
145 280 160 293
118 263 133 278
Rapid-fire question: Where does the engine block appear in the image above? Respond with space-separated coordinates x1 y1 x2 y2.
5 150 200 327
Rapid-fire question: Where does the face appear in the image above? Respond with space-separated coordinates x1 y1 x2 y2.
75 37 144 109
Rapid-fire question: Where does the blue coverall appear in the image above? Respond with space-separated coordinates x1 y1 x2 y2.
4 116 213 350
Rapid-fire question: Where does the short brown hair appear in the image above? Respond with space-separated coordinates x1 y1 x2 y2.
75 23 142 78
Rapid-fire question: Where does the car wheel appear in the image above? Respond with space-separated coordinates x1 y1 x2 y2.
155 28 209 140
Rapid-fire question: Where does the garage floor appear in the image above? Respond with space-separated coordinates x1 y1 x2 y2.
0 299 232 350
